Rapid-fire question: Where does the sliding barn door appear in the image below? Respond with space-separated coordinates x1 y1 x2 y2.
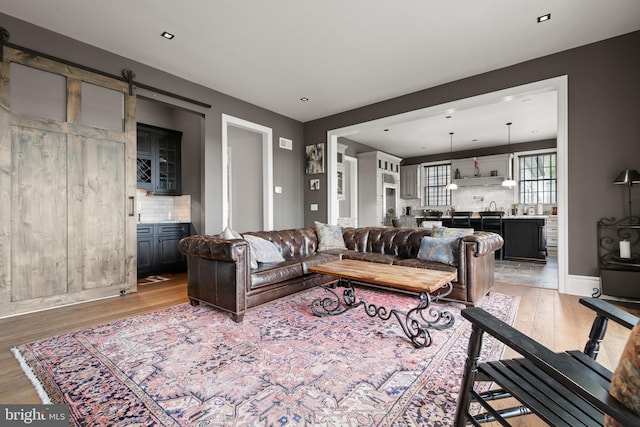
0 47 137 317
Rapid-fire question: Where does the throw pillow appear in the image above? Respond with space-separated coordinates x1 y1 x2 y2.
243 234 285 264
431 226 474 238
605 321 640 427
416 236 460 266
221 226 241 240
314 221 346 251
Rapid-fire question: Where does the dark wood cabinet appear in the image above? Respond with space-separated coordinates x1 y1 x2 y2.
137 223 191 278
136 124 182 195
136 224 155 278
503 218 547 262
441 216 547 262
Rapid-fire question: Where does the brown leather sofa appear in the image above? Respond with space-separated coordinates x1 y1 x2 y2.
178 227 503 322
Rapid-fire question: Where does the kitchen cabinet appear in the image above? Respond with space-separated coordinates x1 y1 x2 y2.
137 222 192 278
597 217 640 300
440 216 547 262
503 218 547 262
546 216 558 254
400 164 421 199
136 124 182 195
358 151 402 226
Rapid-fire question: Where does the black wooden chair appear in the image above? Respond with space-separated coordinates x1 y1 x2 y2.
451 211 473 228
455 297 640 426
479 212 504 259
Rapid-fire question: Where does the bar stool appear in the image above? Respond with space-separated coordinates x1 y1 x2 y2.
480 211 504 259
451 211 473 228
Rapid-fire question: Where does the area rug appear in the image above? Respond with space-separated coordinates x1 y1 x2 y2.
13 287 519 426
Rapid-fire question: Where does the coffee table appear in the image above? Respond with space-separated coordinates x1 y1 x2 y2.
308 259 456 348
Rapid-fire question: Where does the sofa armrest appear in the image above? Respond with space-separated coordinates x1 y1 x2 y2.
462 231 504 257
178 235 249 263
579 297 639 330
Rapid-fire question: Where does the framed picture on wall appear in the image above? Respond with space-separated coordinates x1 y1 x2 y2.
310 179 320 190
305 143 325 174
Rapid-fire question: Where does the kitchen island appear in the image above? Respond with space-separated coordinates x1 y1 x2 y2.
433 215 549 262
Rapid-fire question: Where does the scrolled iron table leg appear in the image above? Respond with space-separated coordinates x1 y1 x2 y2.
311 280 455 348
416 282 456 331
311 279 360 317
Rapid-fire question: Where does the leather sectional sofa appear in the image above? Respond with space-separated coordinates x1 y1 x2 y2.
178 226 503 322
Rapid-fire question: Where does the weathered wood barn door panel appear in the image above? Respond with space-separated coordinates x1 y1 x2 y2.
0 47 137 317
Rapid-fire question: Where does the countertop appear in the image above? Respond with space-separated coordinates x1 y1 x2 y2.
414 215 553 220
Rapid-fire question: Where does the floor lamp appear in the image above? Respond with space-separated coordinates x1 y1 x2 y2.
613 169 640 221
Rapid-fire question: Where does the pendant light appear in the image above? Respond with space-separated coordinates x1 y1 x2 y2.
445 132 458 190
502 122 517 187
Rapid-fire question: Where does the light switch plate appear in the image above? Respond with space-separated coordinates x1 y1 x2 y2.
274 186 282 194
310 203 318 211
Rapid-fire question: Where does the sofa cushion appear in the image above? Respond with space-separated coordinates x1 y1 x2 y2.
341 250 398 265
315 221 346 251
393 258 458 275
417 236 460 266
243 234 285 263
250 260 303 289
296 252 341 274
432 226 474 238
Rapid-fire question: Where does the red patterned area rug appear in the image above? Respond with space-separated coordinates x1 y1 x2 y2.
13 287 519 426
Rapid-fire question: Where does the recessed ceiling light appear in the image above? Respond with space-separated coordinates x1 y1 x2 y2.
537 13 551 23
383 128 390 132
445 115 452 119
161 31 175 40
472 139 478 142
300 97 309 102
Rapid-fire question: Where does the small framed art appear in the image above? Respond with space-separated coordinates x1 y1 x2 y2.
310 179 320 190
305 143 325 174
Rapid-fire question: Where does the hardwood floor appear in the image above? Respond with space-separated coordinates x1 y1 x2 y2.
0 274 631 425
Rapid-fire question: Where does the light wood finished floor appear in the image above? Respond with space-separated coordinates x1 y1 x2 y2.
0 274 632 426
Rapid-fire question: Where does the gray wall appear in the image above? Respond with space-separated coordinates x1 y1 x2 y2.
304 31 640 277
2 12 305 234
228 126 263 233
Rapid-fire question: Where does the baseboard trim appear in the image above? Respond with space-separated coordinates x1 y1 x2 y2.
565 274 601 297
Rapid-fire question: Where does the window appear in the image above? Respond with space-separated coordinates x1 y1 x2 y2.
423 163 451 206
518 153 557 204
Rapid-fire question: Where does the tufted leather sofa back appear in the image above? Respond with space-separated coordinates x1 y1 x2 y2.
244 228 319 258
245 226 432 261
342 227 431 259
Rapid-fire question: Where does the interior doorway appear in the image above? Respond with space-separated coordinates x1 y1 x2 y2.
327 76 568 294
221 114 273 232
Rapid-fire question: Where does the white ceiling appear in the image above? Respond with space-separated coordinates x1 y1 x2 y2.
2 0 640 156
345 88 558 157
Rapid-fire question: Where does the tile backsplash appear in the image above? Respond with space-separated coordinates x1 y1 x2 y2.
400 184 554 216
137 189 191 223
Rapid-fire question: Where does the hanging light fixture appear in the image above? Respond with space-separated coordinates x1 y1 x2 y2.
445 132 458 190
502 122 517 187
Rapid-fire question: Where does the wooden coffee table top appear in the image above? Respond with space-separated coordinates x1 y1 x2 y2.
309 259 456 294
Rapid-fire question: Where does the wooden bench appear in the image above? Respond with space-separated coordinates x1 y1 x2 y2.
454 297 640 426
